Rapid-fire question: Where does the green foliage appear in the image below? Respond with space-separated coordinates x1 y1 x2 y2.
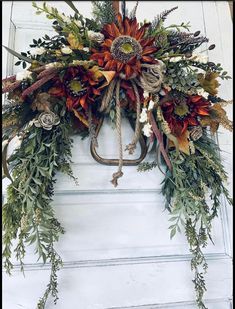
164 61 200 92
2 112 77 308
139 133 232 309
92 1 116 27
149 6 178 35
187 60 232 80
137 161 158 172
162 134 231 308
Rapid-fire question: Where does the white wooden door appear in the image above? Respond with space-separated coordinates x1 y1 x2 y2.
2 2 233 309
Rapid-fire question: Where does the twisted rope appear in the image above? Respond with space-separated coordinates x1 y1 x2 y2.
100 78 117 113
139 63 163 93
125 79 141 154
111 79 124 187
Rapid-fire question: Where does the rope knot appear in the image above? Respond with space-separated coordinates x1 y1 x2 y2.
111 171 124 187
125 143 137 155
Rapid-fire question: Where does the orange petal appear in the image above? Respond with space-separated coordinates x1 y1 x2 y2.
117 13 124 34
116 61 124 72
125 65 132 79
79 95 88 110
48 87 64 96
103 24 115 38
127 55 137 65
130 18 138 36
92 88 101 95
141 55 155 63
104 60 113 70
181 120 188 133
188 118 198 126
135 24 148 40
103 51 112 62
102 39 113 48
66 97 74 111
191 95 202 102
124 18 131 35
142 46 158 56
112 22 121 37
197 109 210 116
140 37 155 47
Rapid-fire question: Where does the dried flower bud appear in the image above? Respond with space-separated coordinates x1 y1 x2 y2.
34 111 60 130
20 214 28 231
142 123 153 137
194 31 201 37
208 62 215 67
208 44 216 50
35 208 42 225
185 52 192 58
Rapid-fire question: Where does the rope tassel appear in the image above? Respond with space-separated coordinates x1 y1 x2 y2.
111 79 124 187
125 79 141 154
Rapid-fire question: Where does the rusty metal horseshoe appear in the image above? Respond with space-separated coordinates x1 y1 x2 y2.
90 116 148 166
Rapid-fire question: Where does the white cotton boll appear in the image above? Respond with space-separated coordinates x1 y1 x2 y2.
30 47 46 56
74 20 82 27
61 46 73 54
148 100 155 111
139 108 148 123
197 88 208 99
143 91 149 99
169 56 182 63
142 123 153 137
16 70 32 81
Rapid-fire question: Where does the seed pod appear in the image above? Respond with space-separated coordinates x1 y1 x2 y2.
194 31 200 37
185 51 192 58
208 44 216 50
208 62 215 67
190 126 203 141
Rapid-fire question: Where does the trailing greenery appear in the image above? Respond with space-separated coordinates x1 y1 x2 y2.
138 133 232 309
2 108 77 307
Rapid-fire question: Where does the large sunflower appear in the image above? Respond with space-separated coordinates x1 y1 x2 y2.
161 94 211 135
90 13 158 79
48 65 110 111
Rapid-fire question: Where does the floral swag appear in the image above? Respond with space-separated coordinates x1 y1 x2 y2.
2 1 233 309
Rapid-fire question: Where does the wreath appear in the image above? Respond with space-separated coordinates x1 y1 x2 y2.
2 1 233 309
